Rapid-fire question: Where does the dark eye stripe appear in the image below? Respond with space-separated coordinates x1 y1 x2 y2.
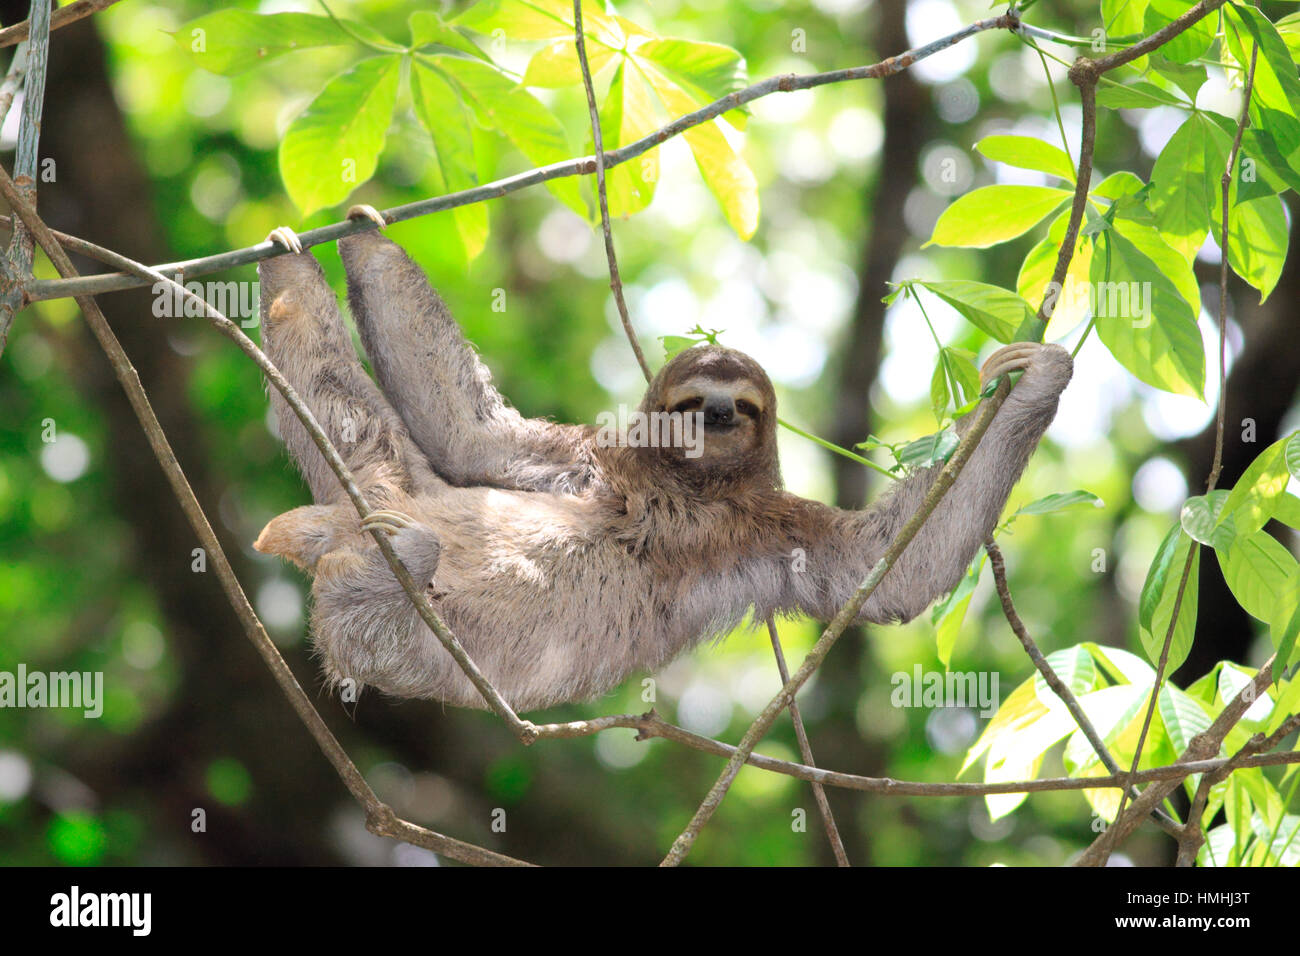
670 397 703 414
735 400 759 416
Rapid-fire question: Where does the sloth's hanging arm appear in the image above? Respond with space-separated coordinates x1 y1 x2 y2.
783 343 1072 624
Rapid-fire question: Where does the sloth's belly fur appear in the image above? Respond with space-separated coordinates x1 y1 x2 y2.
373 487 766 709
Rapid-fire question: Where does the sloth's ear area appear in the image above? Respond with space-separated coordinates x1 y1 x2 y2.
255 504 353 570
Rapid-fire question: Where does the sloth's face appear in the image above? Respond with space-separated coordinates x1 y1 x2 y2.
660 375 767 464
645 346 779 485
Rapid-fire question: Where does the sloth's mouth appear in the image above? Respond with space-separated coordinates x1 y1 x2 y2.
704 421 739 432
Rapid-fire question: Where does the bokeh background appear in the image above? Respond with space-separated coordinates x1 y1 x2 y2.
0 0 1296 865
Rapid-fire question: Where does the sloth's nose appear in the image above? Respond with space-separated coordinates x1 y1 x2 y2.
703 396 735 425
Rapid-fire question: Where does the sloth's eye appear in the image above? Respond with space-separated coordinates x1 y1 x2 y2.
735 400 759 417
671 397 703 414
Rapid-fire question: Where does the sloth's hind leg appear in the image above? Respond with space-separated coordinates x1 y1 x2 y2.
258 233 438 504
338 225 591 493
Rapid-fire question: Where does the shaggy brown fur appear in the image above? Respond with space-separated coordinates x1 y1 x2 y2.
254 230 1073 711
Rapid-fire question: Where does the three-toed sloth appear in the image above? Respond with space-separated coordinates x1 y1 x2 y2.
254 218 1072 712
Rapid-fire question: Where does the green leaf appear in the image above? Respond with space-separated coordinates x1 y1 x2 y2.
1233 126 1300 203
432 55 585 216
1274 494 1300 530
1218 435 1294 537
1013 490 1104 517
1267 673 1300 735
1143 0 1214 64
1096 80 1187 109
1158 685 1211 755
914 280 1038 344
927 185 1071 248
1090 225 1205 398
975 135 1075 181
411 62 489 260
636 58 759 237
945 347 982 405
1102 0 1151 68
896 429 959 470
1212 193 1289 302
408 10 489 59
1139 524 1183 634
522 36 615 87
1197 824 1237 866
1083 643 1158 686
1018 210 1094 335
1225 11 1300 162
1148 113 1229 262
1288 432 1300 478
1138 525 1199 674
175 11 394 75
1218 530 1299 626
932 555 983 668
592 61 661 218
1180 490 1236 550
1225 5 1300 126
1150 55 1207 102
453 0 624 47
660 335 697 360
1063 683 1154 777
1272 583 1300 681
930 358 950 422
636 37 749 126
1034 646 1098 708
278 55 402 216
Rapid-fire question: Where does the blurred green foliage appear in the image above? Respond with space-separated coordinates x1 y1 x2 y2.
0 0 1296 866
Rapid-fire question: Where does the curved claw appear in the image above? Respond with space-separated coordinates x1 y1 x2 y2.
980 342 1041 390
361 509 416 536
346 204 387 230
267 226 303 255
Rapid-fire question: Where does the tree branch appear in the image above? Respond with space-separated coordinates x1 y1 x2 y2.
0 0 123 50
23 12 1022 304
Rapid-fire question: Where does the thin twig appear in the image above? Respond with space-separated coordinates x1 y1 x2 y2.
767 619 850 865
0 0 47 355
530 709 1300 795
0 164 531 867
1177 712 1300 865
569 0 847 862
1172 39 1262 867
572 0 651 382
1092 0 1227 72
984 537 1180 836
0 0 123 49
1094 23 1259 867
660 378 1014 866
1075 654 1277 866
4 217 537 743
